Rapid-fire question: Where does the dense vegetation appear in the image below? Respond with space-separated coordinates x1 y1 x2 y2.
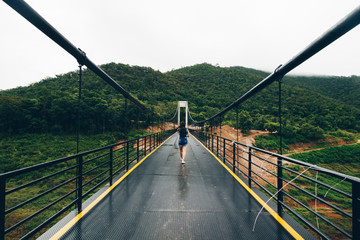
286 75 360 109
255 129 358 152
0 66 154 135
1 63 359 139
289 143 360 170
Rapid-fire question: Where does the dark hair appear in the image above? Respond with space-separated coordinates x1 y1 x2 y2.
180 121 185 128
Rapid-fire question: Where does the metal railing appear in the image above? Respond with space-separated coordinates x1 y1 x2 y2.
191 130 360 240
0 130 175 240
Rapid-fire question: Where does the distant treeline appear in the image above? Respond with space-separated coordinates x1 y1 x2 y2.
0 63 359 137
0 93 150 135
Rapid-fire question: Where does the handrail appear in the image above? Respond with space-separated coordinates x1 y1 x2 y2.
191 129 360 239
0 131 159 179
0 130 175 240
3 0 160 119
194 5 360 124
195 130 360 183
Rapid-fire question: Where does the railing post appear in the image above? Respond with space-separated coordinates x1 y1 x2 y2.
208 134 212 150
77 155 83 213
149 135 152 152
205 132 207 148
202 131 205 146
217 136 219 157
223 138 226 163
208 133 210 150
208 133 210 149
144 136 147 155
233 142 236 173
248 147 252 188
277 156 283 215
353 181 360 239
155 133 157 147
137 138 140 162
202 131 205 147
211 134 214 152
109 147 113 186
0 177 5 240
126 142 129 171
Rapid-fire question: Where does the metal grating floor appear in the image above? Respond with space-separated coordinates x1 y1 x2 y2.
58 134 314 240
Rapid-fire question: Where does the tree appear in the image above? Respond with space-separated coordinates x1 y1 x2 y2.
264 122 279 133
253 115 267 130
298 123 324 140
238 110 253 133
0 96 23 134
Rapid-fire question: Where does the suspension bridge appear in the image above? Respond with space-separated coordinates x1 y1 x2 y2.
1 1 360 239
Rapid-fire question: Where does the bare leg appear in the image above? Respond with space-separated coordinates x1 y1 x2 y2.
182 145 187 162
179 146 184 161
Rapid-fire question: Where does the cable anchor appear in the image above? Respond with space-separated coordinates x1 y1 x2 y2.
77 48 87 66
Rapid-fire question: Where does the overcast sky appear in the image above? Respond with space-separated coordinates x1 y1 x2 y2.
1 0 359 90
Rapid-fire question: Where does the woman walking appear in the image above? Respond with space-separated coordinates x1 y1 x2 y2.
178 121 189 164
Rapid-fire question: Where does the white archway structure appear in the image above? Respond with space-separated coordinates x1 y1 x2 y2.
177 101 188 128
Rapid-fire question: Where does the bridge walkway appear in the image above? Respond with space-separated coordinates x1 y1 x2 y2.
52 134 312 240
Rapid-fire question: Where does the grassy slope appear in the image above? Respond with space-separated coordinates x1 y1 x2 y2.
288 143 360 177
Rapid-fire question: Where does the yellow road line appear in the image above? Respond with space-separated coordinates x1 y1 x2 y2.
50 134 175 240
193 136 304 240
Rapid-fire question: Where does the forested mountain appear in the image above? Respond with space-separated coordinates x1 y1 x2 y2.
166 64 360 141
0 63 359 139
285 75 360 109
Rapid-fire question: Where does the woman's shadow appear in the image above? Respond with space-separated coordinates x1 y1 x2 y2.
178 164 189 200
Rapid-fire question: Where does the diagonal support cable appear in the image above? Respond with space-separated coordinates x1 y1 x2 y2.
193 5 360 124
3 0 160 119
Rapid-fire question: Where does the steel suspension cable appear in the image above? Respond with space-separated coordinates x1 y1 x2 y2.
4 0 161 119
187 108 197 124
192 5 360 125
165 108 178 122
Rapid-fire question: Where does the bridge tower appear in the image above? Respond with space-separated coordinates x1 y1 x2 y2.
177 101 188 128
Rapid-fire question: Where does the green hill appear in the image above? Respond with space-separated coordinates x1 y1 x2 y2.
285 75 360 109
0 62 359 138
